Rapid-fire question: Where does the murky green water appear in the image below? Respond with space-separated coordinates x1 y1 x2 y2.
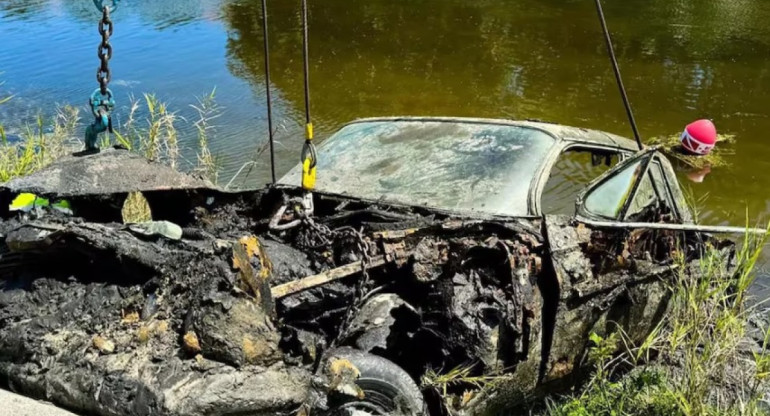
3 0 770 285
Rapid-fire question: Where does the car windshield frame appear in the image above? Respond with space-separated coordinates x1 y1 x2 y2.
279 119 559 217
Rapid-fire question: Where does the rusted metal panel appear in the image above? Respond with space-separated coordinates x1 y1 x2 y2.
542 215 680 384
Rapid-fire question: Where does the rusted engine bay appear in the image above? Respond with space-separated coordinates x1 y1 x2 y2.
0 180 726 415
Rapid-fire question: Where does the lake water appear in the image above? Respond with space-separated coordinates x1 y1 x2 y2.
3 0 770 290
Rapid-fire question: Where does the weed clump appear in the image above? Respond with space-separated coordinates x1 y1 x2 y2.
421 364 514 412
121 191 152 223
114 93 179 167
0 105 81 182
190 89 222 184
647 133 735 170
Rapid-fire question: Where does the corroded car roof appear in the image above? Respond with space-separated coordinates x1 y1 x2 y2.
346 117 640 152
515 120 639 151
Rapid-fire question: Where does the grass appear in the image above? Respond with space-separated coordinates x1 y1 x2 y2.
0 84 223 223
545 224 770 416
0 80 80 182
0 81 223 224
121 191 152 223
112 91 221 184
0 76 80 181
190 88 222 185
421 363 515 412
114 93 180 168
0 105 81 182
0 76 13 106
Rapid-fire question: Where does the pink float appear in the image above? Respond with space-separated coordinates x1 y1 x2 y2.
680 119 717 155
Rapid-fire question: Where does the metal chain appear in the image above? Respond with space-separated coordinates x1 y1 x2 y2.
97 6 113 96
329 227 372 348
267 200 373 346
84 2 118 151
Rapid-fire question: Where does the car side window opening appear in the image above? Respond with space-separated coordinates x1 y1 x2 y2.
582 154 678 222
542 148 622 216
583 159 644 219
626 171 656 219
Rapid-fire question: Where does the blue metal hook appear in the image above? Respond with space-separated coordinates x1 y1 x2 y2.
92 0 120 13
89 88 115 119
85 88 115 151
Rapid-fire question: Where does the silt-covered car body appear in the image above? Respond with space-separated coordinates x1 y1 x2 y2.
0 118 733 415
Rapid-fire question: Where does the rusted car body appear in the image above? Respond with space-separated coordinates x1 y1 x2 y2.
0 118 732 415
277 117 722 413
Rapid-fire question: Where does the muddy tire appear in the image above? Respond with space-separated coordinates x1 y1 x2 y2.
325 347 426 416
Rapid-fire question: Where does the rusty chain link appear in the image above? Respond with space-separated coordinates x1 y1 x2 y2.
329 226 372 348
267 199 375 346
97 6 113 95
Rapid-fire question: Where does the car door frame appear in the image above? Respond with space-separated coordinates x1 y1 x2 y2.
573 147 692 225
529 141 636 217
538 148 694 385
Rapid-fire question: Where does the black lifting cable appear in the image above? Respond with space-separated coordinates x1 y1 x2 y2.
300 0 317 191
261 0 277 184
301 0 312 129
593 0 644 150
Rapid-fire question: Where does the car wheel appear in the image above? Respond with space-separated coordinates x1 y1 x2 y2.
324 347 426 416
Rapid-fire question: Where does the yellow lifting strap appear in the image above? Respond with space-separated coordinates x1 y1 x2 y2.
301 122 316 190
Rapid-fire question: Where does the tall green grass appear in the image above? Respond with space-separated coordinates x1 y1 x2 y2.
190 88 222 185
112 91 220 183
114 93 180 167
0 105 80 182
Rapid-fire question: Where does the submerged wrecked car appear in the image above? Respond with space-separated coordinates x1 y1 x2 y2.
0 117 734 415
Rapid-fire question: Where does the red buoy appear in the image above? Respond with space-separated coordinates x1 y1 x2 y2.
680 119 717 155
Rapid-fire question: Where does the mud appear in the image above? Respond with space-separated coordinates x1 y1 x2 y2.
0 150 734 415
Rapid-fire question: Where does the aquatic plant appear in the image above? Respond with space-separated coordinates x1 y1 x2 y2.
0 76 12 146
114 93 179 168
646 133 736 170
0 88 223 186
190 88 222 184
111 91 220 184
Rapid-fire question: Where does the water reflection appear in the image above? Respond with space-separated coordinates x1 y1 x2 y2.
1 0 221 27
0 0 48 20
2 0 770 229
